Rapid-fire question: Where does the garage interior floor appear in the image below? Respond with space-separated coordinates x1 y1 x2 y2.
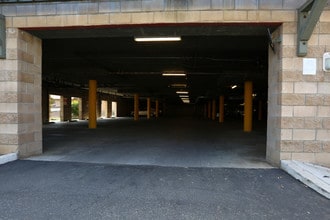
27 117 273 169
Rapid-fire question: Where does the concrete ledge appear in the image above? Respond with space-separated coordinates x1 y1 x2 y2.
281 160 330 199
0 153 18 165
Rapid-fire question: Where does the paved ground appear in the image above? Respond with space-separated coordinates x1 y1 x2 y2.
28 117 271 168
0 160 329 220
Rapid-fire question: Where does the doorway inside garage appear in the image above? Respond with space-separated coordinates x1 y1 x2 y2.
26 23 280 168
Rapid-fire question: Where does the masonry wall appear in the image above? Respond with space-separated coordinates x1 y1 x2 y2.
0 0 329 166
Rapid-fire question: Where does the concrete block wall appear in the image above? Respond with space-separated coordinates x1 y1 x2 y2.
0 0 329 166
278 13 330 167
0 28 42 157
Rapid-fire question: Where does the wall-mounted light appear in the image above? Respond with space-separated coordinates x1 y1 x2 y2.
134 36 181 42
323 52 330 72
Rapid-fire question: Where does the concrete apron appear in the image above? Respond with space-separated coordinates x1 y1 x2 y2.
27 117 273 169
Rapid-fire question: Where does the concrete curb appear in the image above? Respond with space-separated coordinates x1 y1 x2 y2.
281 160 330 199
0 153 18 165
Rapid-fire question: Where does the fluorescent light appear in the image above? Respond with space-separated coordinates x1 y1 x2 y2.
179 95 189 98
162 71 186 77
176 91 189 94
134 36 181 42
231 85 237 89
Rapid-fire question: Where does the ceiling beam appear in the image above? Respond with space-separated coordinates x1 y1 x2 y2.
297 0 327 57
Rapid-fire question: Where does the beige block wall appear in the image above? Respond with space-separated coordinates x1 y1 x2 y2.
0 3 329 166
0 28 42 157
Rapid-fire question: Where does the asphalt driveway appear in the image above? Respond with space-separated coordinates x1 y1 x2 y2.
0 160 329 220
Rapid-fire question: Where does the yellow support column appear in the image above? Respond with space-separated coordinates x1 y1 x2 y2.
155 100 159 118
219 95 225 123
244 81 253 132
258 100 263 121
88 80 97 129
212 99 216 120
147 97 151 119
134 94 139 121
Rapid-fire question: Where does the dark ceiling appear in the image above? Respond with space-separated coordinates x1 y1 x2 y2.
26 23 280 104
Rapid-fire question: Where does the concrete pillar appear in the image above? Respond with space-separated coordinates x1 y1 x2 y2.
219 95 225 123
208 101 211 119
212 99 216 120
134 94 139 121
155 99 159 118
147 97 151 119
258 100 263 121
244 81 253 132
89 80 97 128
62 95 72 122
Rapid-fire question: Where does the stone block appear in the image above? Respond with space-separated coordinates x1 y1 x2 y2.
46 16 65 27
319 34 330 45
281 106 293 117
121 0 142 12
291 152 316 163
110 13 132 24
282 46 296 58
271 11 296 22
88 14 109 25
281 140 303 152
247 11 257 21
177 11 201 22
281 82 294 93
319 22 330 34
259 0 283 9
36 4 57 16
154 11 177 23
281 129 292 140
27 16 47 27
257 10 272 21
317 130 330 141
188 0 211 10
293 106 316 117
0 92 17 103
235 0 258 9
318 106 330 117
318 82 330 94
323 118 330 129
99 1 121 13
282 34 295 46
0 113 18 124
282 22 296 34
165 0 188 10
304 141 323 153
315 153 330 167
0 124 18 134
293 129 316 140
201 11 223 21
12 17 27 28
294 82 317 94
65 15 88 26
323 141 330 152
18 133 34 145
281 117 304 129
320 10 330 22
224 11 248 21
281 94 305 105
280 152 292 160
132 12 154 24
304 118 323 129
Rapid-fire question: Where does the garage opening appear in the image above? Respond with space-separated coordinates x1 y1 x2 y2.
27 23 280 168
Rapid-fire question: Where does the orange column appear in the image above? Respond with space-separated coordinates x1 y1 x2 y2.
147 97 151 119
219 95 224 123
88 80 97 129
134 94 139 121
212 99 216 120
155 100 159 118
244 81 253 132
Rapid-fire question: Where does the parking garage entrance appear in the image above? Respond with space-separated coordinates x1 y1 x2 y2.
26 23 280 168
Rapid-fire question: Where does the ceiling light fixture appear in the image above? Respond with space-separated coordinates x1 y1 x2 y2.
134 36 181 42
170 83 187 88
176 91 189 94
162 71 186 77
231 85 238 89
